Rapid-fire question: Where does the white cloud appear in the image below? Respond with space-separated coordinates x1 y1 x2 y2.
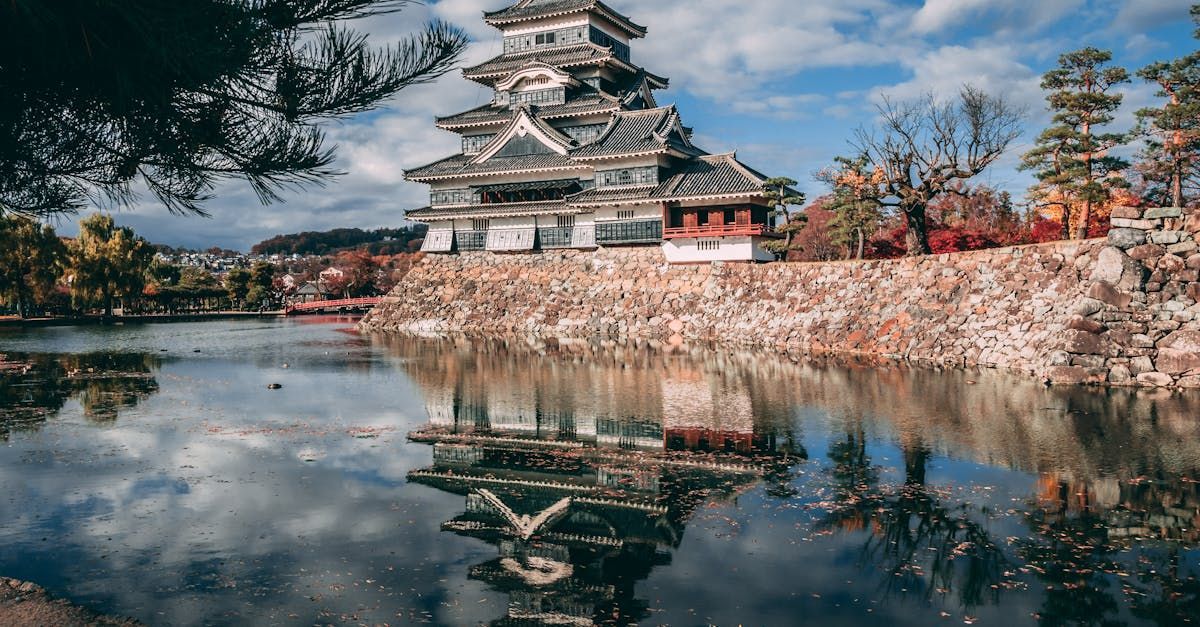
1113 0 1193 31
911 0 1085 34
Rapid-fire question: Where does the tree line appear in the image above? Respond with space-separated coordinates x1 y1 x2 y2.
250 225 427 256
0 213 424 319
773 6 1200 259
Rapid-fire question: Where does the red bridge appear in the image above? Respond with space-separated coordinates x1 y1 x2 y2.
284 297 383 315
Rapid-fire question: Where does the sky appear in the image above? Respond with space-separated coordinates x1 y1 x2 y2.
64 0 1198 251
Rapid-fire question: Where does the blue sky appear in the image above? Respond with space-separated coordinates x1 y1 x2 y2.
67 0 1197 251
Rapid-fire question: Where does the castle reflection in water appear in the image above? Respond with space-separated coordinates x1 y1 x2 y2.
388 335 1200 625
402 338 800 625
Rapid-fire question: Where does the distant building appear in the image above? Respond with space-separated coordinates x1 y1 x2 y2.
404 0 795 263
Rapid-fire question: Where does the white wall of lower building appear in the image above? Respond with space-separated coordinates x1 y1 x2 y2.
661 236 775 263
593 203 662 221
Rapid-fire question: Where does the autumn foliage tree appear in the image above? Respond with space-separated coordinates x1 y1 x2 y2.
853 86 1024 256
817 154 887 259
67 214 155 318
0 216 67 317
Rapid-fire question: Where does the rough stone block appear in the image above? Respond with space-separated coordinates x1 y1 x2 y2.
1138 372 1176 387
1160 328 1200 351
1108 364 1134 385
1072 298 1105 317
1088 281 1132 308
1111 218 1159 230
1157 348 1200 375
1127 244 1166 261
1130 355 1155 375
1168 241 1199 256
1111 206 1143 219
1063 329 1114 356
1046 366 1107 385
1107 228 1147 249
1144 207 1184 219
1189 283 1200 303
1149 231 1185 245
1190 254 1200 270
1067 316 1107 334
1157 254 1187 274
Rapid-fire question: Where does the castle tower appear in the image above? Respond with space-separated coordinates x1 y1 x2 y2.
406 0 792 263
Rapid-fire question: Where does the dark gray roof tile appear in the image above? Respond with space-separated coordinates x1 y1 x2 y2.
570 106 700 159
651 153 769 200
464 44 613 80
405 153 582 181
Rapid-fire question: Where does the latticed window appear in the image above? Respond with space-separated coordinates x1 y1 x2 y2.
556 215 575 228
430 189 469 206
597 167 657 188
596 220 662 243
471 219 490 231
616 210 634 220
562 124 606 144
508 88 565 107
461 134 495 154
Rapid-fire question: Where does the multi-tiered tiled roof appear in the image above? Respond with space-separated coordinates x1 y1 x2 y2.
482 0 648 36
404 0 788 261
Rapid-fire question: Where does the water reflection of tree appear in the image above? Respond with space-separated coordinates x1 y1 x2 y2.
1020 475 1200 627
817 427 1009 612
0 352 159 437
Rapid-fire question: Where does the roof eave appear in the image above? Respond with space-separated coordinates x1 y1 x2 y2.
570 148 667 161
405 164 591 183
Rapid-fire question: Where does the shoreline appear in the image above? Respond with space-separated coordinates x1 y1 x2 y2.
0 312 284 328
0 578 138 627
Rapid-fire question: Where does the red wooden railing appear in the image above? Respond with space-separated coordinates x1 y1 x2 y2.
284 297 382 315
663 224 774 239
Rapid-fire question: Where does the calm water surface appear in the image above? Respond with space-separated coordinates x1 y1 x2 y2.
1 318 1199 626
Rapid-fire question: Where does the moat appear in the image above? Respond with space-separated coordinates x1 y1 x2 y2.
1 318 1199 625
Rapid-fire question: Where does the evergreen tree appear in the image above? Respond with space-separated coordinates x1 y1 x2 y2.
0 1 468 218
762 177 806 256
68 214 156 318
1135 8 1200 208
819 155 886 260
0 216 67 317
1022 48 1130 240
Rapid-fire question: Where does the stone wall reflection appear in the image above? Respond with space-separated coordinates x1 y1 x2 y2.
381 334 1200 623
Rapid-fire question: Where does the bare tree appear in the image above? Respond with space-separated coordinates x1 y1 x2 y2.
853 87 1024 256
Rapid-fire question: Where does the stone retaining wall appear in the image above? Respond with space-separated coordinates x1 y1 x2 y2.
362 208 1200 388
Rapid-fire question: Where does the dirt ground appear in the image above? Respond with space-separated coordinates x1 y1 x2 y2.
0 578 140 627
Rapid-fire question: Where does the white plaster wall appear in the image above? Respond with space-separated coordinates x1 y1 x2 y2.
501 16 588 37
661 236 774 263
594 204 662 221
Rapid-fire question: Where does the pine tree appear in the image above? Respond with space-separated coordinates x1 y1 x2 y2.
0 1 468 218
1022 48 1130 240
762 177 806 256
819 155 885 260
1135 8 1200 208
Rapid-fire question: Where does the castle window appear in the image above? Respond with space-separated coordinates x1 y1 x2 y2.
557 215 575 228
597 167 658 188
617 210 635 220
471 219 490 232
461 134 495 154
508 87 565 107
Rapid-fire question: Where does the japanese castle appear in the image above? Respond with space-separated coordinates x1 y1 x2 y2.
406 0 787 263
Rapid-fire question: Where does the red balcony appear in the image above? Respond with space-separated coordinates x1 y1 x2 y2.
662 223 780 239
